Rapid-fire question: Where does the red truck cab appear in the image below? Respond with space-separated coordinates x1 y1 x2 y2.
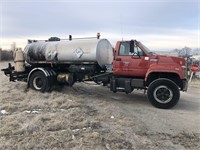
113 40 186 79
113 40 187 88
111 40 188 108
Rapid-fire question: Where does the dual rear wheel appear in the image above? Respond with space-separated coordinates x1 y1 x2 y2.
29 71 54 92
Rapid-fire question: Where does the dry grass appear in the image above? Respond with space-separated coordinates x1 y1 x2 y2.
0 62 199 150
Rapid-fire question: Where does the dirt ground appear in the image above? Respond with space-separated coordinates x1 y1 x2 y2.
0 61 199 150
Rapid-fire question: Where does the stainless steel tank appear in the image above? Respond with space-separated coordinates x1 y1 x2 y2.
24 39 113 68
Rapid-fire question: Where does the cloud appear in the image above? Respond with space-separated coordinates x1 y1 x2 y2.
0 0 199 50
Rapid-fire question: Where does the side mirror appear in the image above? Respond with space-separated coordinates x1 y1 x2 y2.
130 40 134 50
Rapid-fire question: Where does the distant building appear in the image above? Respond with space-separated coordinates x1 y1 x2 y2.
192 55 200 61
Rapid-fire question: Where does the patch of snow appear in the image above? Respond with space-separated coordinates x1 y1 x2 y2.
0 110 8 115
23 110 31 114
32 110 39 114
23 109 41 114
72 129 80 133
72 134 76 140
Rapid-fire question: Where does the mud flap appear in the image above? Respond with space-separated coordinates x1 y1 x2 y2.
125 80 132 94
110 79 117 93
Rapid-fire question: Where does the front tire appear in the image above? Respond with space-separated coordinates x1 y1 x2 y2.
29 71 50 92
147 78 180 109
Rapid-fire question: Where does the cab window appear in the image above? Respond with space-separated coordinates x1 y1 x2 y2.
134 46 145 56
119 41 145 56
119 42 130 56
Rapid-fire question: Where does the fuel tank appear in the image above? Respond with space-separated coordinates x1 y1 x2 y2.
24 39 113 68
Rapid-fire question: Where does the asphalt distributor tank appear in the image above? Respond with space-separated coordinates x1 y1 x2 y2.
24 39 113 68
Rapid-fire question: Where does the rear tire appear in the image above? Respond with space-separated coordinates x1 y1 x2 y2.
29 71 50 92
147 78 180 109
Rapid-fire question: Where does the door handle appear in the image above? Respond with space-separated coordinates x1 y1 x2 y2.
116 58 121 61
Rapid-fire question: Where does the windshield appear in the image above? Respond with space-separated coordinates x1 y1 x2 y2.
138 42 155 54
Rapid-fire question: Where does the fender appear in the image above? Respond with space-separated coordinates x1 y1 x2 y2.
145 63 184 81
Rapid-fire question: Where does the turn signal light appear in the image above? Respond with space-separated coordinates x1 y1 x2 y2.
97 32 100 39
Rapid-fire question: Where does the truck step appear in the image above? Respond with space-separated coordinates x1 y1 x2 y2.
116 87 125 92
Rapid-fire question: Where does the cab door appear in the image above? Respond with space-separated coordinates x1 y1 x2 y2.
113 41 150 77
113 41 130 76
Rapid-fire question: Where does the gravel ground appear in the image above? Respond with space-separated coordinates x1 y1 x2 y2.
0 61 199 150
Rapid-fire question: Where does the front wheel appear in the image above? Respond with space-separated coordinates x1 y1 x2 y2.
147 78 180 109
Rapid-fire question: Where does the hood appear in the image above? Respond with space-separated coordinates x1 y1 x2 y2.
150 54 186 66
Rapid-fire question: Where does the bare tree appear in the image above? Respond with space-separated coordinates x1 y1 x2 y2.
0 48 2 61
176 47 193 77
178 46 192 58
1 50 13 61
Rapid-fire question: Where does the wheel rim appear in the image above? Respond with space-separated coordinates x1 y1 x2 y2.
153 85 173 104
33 77 43 90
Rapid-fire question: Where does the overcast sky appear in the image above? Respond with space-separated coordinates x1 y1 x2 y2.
0 0 199 50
